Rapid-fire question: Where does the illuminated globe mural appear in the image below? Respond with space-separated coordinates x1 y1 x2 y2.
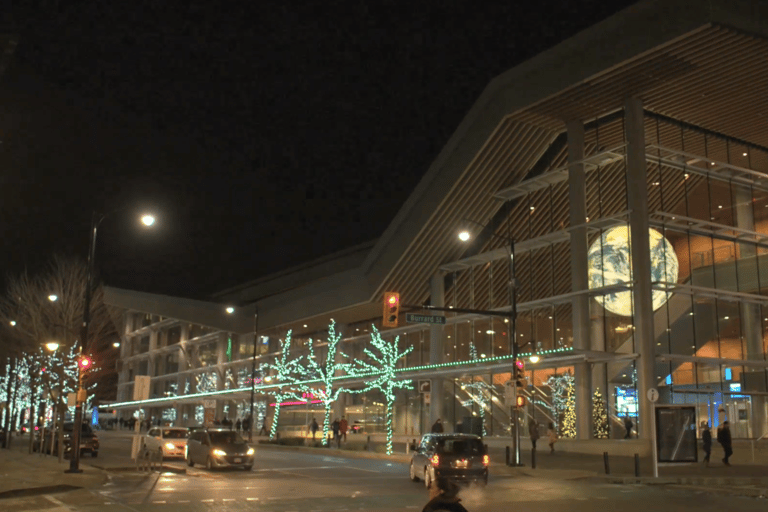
587 226 679 317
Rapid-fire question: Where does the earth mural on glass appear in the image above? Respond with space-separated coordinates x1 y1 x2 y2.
587 226 679 317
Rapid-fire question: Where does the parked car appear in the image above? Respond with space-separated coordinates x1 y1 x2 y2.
142 427 188 459
36 422 99 458
409 433 488 488
186 428 254 470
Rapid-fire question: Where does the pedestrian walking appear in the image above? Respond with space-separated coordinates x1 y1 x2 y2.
310 418 319 440
528 418 540 450
717 420 733 466
623 416 633 439
547 422 558 454
339 416 348 443
701 421 712 467
259 418 269 436
332 418 341 447
236 418 242 432
431 418 444 433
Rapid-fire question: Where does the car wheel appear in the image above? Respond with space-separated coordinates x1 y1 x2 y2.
92 451 98 458
206 456 213 470
409 461 419 482
424 467 432 489
186 456 194 467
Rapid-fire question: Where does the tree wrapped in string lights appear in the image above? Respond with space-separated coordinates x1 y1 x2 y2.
351 326 414 455
291 321 356 446
543 371 575 438
265 330 306 440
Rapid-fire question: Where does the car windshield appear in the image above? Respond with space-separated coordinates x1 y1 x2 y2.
435 438 484 455
209 431 243 445
163 429 187 439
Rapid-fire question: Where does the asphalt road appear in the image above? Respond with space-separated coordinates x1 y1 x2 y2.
3 431 767 511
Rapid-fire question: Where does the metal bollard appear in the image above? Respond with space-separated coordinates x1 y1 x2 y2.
506 446 510 466
634 453 640 477
366 435 371 452
531 447 536 469
603 452 610 475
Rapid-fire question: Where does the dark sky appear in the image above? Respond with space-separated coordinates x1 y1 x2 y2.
0 1 637 300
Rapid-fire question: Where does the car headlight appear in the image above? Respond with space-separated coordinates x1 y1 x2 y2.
165 443 175 450
212 449 227 457
247 447 254 455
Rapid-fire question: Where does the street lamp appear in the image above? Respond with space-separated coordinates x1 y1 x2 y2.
45 342 60 352
458 221 521 466
67 210 155 473
48 294 58 302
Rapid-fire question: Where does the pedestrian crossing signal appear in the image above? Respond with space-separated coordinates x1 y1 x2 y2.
382 292 400 328
516 395 526 407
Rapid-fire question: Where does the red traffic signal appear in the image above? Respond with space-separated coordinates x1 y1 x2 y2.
382 292 400 328
515 359 525 371
78 356 92 370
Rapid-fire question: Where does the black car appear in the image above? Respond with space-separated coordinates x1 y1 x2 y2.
409 433 488 488
35 422 99 457
186 428 254 470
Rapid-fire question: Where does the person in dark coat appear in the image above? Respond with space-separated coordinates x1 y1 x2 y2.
310 418 319 440
528 418 540 450
431 418 444 433
717 420 733 466
701 421 712 467
623 416 633 439
331 418 341 447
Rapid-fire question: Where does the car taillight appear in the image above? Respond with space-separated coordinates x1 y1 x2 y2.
431 454 440 467
483 454 489 466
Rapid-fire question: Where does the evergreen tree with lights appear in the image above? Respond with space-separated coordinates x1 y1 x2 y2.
592 388 609 439
543 371 576 438
561 374 576 437
351 326 414 454
465 343 490 436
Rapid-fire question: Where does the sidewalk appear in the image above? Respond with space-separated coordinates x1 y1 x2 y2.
0 436 109 499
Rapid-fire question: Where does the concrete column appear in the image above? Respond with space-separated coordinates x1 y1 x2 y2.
591 305 608 434
568 119 592 439
625 97 655 442
148 330 158 377
216 334 226 421
734 186 767 437
429 273 446 429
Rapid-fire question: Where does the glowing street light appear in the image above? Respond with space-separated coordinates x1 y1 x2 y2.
529 355 540 363
458 230 471 242
141 214 156 226
46 342 60 352
113 342 120 348
226 306 235 314
48 294 58 302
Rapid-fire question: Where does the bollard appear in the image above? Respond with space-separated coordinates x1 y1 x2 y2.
366 435 371 452
603 452 610 475
506 446 510 466
634 453 640 477
531 448 536 469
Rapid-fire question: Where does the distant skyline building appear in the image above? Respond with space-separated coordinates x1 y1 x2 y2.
107 0 768 449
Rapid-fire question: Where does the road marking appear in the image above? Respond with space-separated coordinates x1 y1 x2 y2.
254 465 336 471
178 500 189 503
223 498 235 502
344 466 381 473
247 497 259 501
202 499 214 503
152 501 166 504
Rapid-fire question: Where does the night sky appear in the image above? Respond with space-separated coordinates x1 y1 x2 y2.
0 1 637 300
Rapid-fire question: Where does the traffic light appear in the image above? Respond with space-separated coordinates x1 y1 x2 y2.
514 359 527 388
516 395 527 408
382 292 400 328
78 356 92 371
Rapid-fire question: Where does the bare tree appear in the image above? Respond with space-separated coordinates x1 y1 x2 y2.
0 255 120 456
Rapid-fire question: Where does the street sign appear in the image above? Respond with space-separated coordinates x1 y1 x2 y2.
647 388 659 403
418 380 431 393
405 313 447 325
67 392 77 407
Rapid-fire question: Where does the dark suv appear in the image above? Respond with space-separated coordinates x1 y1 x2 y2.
36 422 99 458
409 433 488 488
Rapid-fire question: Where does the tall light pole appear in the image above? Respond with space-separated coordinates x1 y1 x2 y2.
458 223 521 465
248 310 259 443
67 211 155 473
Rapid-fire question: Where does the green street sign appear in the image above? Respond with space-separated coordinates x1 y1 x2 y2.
406 313 447 325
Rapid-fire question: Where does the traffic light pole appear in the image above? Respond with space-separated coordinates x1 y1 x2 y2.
67 212 100 474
